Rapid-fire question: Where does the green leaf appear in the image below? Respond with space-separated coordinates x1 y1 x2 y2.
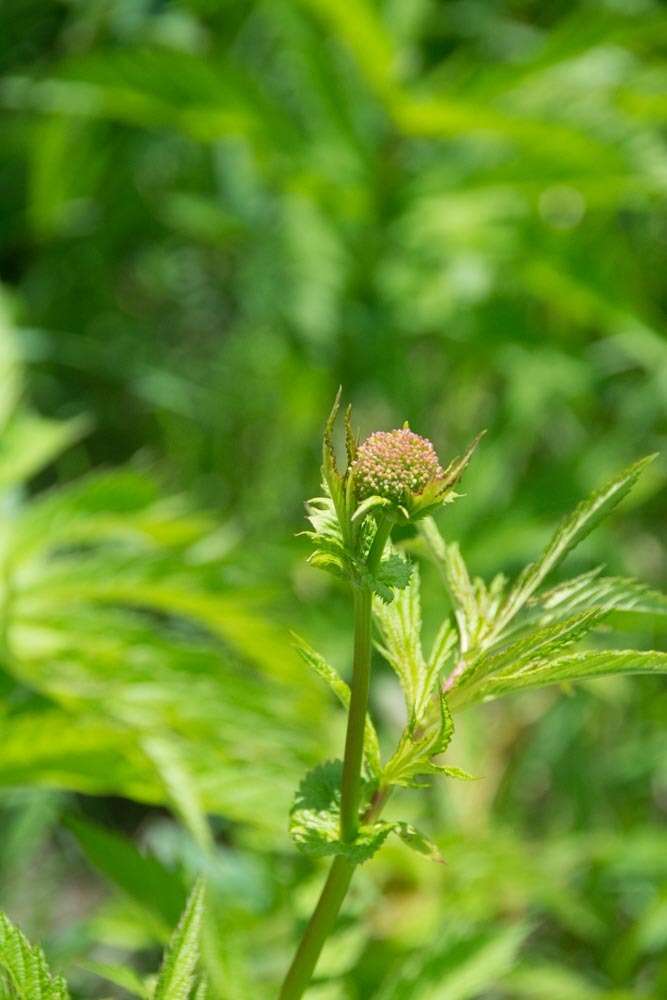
439 541 480 652
292 634 382 778
289 763 447 865
152 880 206 1000
393 822 444 863
503 960 635 1000
365 552 413 603
382 692 463 788
494 455 657 634
0 711 163 803
80 960 149 999
66 816 187 939
455 609 606 696
533 570 667 632
0 911 70 999
0 412 88 491
466 649 667 705
0 319 22 433
374 563 455 723
419 518 506 654
289 760 391 863
375 922 529 1000
142 737 213 854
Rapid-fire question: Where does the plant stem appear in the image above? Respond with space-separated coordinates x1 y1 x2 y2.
278 855 354 1000
339 584 372 841
279 515 392 999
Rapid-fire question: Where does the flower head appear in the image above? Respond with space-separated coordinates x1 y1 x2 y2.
352 428 444 507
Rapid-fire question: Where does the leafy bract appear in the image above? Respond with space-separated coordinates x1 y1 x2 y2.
0 911 70 1000
365 552 414 604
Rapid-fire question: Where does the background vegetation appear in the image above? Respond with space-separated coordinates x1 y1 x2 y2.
0 0 666 996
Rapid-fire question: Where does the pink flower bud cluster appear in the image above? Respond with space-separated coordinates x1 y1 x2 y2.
352 428 444 505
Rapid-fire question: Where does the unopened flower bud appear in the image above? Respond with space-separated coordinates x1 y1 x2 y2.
352 428 444 507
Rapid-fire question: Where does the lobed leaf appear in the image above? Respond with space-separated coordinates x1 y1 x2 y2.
289 760 392 863
365 552 413 604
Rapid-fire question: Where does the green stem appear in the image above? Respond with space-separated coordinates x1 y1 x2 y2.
279 515 393 999
339 584 372 841
278 856 354 1000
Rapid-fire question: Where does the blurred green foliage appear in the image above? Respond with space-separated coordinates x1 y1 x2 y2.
0 0 666 996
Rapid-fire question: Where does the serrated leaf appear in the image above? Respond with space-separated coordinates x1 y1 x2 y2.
0 911 70 999
382 692 459 788
322 387 342 491
365 553 413 603
493 455 656 634
292 634 382 778
289 760 390 863
344 403 357 467
374 564 455 722
441 541 480 652
465 648 667 705
533 571 667 632
420 518 506 655
152 880 205 1000
376 553 413 591
431 765 478 781
454 609 606 697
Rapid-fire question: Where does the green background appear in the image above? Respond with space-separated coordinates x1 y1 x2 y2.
0 0 666 996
